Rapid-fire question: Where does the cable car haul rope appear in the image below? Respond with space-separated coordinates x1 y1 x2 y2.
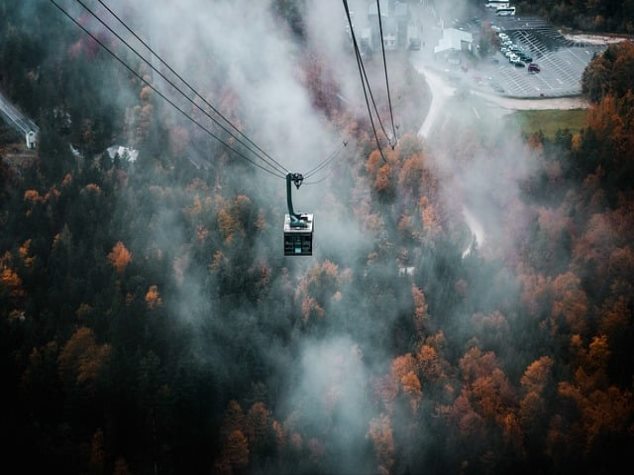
341 0 399 157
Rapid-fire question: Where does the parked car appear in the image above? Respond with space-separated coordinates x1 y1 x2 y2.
514 61 525 67
528 63 541 73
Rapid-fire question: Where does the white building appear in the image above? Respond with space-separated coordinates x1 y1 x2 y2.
434 28 473 56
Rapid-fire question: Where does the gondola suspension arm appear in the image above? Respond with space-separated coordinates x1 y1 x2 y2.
286 173 308 228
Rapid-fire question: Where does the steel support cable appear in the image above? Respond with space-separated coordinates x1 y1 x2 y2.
349 20 391 144
73 0 288 176
341 1 391 142
93 0 288 175
304 172 333 186
304 164 336 185
303 150 338 179
48 0 286 179
353 43 390 142
353 42 388 163
341 0 387 163
303 140 347 178
375 0 398 147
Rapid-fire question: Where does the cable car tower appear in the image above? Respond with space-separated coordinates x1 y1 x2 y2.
284 173 313 256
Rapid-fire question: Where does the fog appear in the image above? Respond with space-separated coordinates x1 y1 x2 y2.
14 0 581 473
89 1 542 470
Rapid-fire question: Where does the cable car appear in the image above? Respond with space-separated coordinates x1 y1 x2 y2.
284 214 313 256
284 173 313 256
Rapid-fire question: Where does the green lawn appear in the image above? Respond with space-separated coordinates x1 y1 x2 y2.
511 109 587 139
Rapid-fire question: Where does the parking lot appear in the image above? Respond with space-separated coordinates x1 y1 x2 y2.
479 15 606 98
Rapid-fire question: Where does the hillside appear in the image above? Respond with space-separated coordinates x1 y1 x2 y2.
1 2 632 474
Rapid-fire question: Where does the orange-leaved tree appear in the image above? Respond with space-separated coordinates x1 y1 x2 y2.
108 241 132 274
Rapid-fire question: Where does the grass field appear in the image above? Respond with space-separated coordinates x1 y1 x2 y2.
511 109 588 138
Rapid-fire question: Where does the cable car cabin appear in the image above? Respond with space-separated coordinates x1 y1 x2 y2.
284 213 313 256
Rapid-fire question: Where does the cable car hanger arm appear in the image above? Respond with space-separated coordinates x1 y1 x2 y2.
286 173 308 228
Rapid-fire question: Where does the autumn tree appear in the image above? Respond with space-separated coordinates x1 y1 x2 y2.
550 272 589 335
245 402 274 455
132 84 155 147
367 414 394 475
391 353 422 413
295 260 350 325
220 400 245 439
108 241 132 274
448 390 485 440
411 285 429 335
145 284 162 309
1 259 25 300
470 311 511 352
58 327 111 394
557 335 633 459
583 42 634 102
416 344 448 388
218 430 250 473
519 356 553 433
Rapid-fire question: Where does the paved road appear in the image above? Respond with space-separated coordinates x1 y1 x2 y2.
409 61 455 139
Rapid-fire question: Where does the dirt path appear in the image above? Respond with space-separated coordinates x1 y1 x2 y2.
563 33 631 45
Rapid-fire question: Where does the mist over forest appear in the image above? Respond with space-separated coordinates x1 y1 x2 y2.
1 1 633 474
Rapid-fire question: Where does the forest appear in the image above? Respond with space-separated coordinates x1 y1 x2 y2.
1 1 633 474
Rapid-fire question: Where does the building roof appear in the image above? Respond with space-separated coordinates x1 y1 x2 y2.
434 28 473 54
107 145 138 163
